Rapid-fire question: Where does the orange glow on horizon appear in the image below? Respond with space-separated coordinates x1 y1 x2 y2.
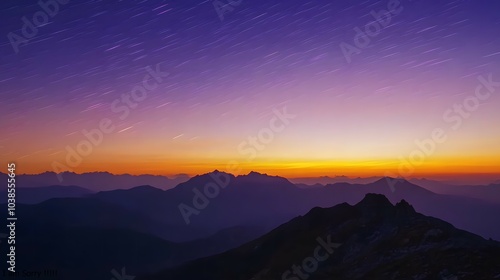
5 156 499 184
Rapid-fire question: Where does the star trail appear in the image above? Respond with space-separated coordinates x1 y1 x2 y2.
0 0 499 180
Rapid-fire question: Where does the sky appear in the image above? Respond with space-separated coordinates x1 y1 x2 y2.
1 0 499 181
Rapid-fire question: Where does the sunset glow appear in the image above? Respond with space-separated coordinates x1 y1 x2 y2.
1 0 499 183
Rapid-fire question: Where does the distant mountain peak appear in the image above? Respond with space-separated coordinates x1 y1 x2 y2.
230 171 297 190
372 176 408 185
174 170 236 190
369 177 438 196
192 170 234 178
238 171 290 181
246 171 269 177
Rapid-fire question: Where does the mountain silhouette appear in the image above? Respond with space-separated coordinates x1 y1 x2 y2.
0 171 188 191
3 171 500 280
67 171 500 241
142 194 500 280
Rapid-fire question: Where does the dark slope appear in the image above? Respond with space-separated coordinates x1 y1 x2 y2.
143 194 500 280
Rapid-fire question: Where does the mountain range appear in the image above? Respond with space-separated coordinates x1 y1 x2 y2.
5 171 500 241
2 171 500 279
0 171 189 191
410 178 500 204
141 194 500 280
290 175 383 186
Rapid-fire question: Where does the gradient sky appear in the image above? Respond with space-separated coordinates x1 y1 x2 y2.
1 0 499 180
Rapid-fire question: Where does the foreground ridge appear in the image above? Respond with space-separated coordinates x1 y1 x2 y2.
143 194 500 280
